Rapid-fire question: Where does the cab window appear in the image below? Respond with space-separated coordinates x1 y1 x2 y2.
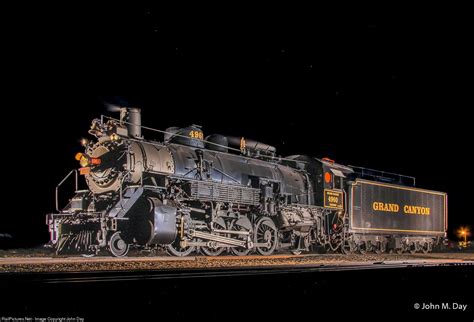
334 176 342 190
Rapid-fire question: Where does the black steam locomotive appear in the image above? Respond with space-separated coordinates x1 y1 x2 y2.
47 108 447 256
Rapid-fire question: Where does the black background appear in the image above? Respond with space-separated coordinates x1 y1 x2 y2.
1 266 472 321
2 5 472 246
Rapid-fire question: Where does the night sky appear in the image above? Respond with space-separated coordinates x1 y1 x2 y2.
2 5 472 247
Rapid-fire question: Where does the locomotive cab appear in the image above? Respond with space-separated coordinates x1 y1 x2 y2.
318 158 352 211
282 155 353 210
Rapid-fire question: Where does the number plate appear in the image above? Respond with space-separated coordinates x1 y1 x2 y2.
324 189 344 209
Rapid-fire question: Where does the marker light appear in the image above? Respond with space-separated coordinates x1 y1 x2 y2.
75 153 89 167
324 172 332 183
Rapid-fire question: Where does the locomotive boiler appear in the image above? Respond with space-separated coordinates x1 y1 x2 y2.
46 107 447 256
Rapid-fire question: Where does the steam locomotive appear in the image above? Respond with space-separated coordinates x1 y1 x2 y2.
46 108 447 256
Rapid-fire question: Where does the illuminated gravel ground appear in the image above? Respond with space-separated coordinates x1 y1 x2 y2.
0 249 472 273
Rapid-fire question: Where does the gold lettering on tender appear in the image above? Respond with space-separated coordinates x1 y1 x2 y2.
373 202 430 215
403 205 430 216
373 202 399 212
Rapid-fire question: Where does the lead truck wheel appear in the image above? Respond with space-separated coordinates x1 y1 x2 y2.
108 232 130 257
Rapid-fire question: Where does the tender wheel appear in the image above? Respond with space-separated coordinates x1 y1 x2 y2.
374 241 386 254
366 241 374 253
108 232 130 257
421 242 430 254
291 250 302 255
358 241 367 255
341 240 356 254
255 217 278 256
166 236 196 257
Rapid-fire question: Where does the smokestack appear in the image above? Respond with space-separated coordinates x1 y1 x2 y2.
126 108 142 139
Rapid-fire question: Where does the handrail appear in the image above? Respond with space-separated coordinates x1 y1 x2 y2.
349 165 415 181
100 114 306 164
348 165 416 186
118 171 132 208
55 169 78 212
